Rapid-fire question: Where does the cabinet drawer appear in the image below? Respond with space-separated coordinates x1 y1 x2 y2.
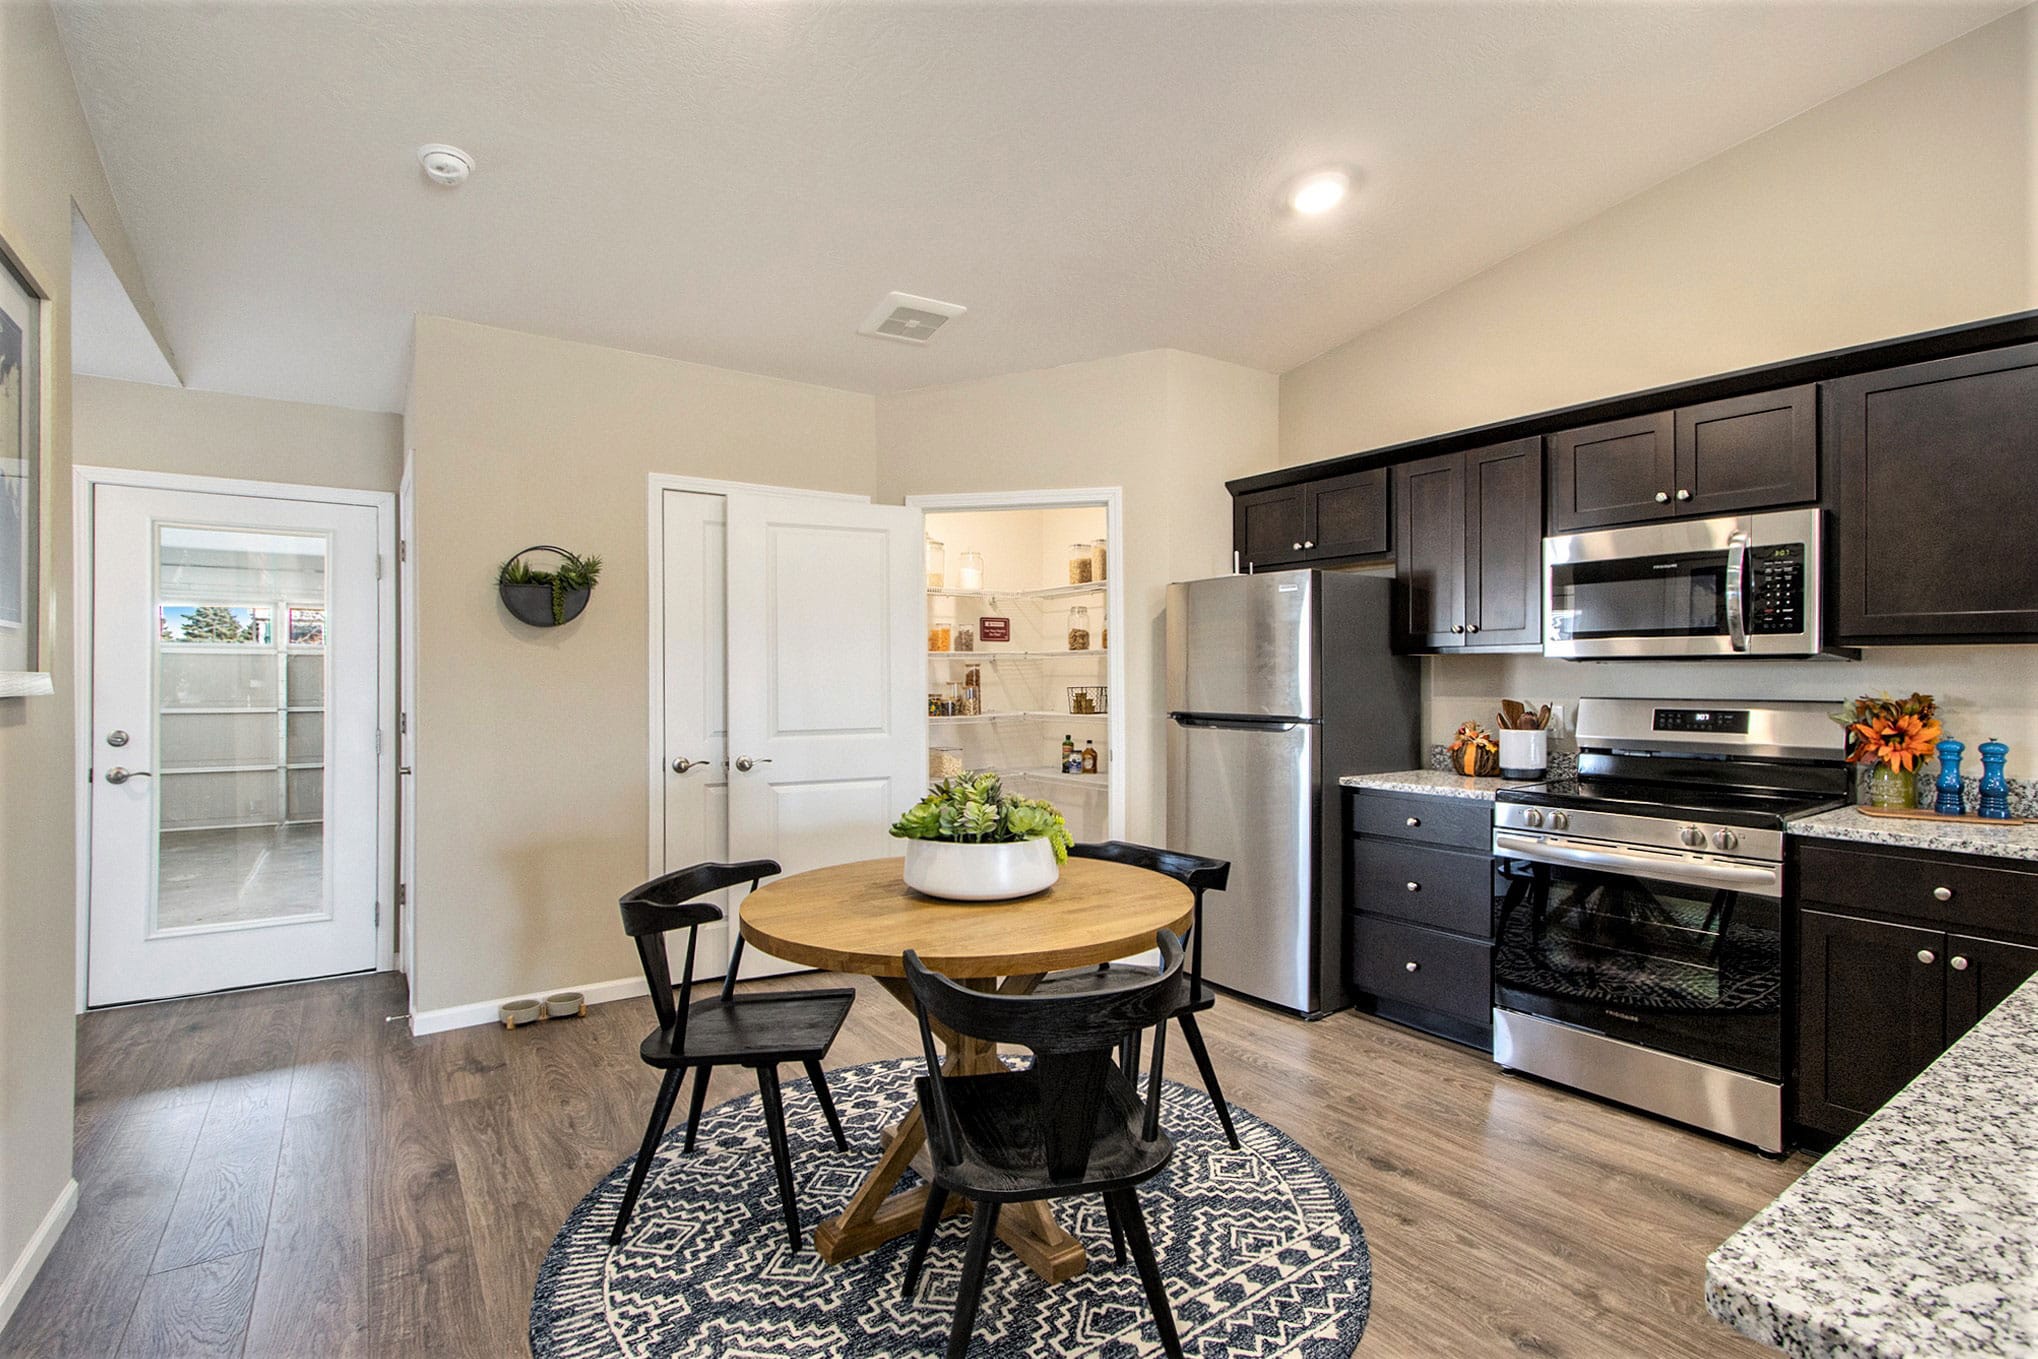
1352 840 1492 937
1350 791 1490 851
1797 841 2038 938
1350 915 1493 1025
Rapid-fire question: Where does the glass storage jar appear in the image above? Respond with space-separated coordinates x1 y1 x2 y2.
925 537 945 589
928 623 952 652
957 549 985 592
1067 605 1092 651
1089 538 1106 582
1068 544 1093 584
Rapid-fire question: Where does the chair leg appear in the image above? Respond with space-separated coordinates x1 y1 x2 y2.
1120 1031 1144 1084
1177 1011 1240 1150
901 1186 949 1299
1111 1189 1183 1359
682 1060 713 1152
1101 1192 1126 1264
755 1064 803 1252
945 1200 1002 1359
609 1067 685 1245
804 1059 848 1151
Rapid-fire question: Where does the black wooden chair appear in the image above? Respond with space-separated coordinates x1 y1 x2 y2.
900 930 1191 1359
611 861 856 1250
1026 842 1239 1148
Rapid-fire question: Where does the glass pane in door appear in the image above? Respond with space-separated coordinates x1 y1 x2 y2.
153 526 329 931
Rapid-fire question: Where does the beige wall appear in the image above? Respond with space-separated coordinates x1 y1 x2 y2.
0 0 168 1303
404 317 877 1012
878 349 1279 847
1278 8 2038 778
73 376 403 492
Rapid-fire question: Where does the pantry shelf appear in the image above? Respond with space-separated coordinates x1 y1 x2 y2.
1008 766 1110 789
926 583 1108 602
925 650 1107 661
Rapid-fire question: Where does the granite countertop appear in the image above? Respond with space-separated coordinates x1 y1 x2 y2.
1706 974 2038 1358
1787 807 2038 864
1338 770 1535 801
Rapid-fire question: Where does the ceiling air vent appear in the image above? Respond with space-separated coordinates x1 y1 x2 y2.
859 292 966 345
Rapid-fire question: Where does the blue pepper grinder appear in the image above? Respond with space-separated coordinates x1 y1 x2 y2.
1935 739 1966 816
1977 739 2011 820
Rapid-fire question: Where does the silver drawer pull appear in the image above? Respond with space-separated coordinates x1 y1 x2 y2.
1404 881 1420 892
1405 816 1421 828
1933 886 1953 902
1404 961 1420 973
1917 949 1937 965
1950 955 1970 971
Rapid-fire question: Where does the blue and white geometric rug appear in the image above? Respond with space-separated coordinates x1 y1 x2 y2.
531 1058 1370 1357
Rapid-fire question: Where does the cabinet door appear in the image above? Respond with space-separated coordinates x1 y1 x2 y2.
1547 410 1675 532
1393 453 1465 651
1463 438 1543 648
1829 343 2038 641
1234 486 1309 571
1674 385 1817 517
1304 467 1389 559
1945 933 2038 1042
1795 908 1945 1137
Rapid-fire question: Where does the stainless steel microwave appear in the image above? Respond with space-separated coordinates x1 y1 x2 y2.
1543 508 1839 659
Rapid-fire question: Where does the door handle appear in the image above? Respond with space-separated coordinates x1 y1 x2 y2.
1724 530 1751 654
103 767 153 785
672 757 709 773
733 756 773 772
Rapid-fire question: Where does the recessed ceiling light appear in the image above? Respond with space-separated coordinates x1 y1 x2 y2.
1287 169 1351 216
418 143 473 187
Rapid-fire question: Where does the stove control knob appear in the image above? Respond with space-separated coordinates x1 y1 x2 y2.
1679 825 1705 848
1549 811 1569 832
1712 829 1739 852
1521 808 1544 828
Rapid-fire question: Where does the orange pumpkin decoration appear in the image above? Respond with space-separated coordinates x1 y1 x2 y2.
1449 721 1500 777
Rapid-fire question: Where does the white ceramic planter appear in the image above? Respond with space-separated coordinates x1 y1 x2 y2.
1498 728 1549 780
902 838 1060 902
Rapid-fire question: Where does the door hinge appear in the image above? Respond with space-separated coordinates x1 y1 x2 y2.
399 539 408 563
400 712 409 736
396 883 408 907
375 729 384 755
374 900 381 926
376 554 385 580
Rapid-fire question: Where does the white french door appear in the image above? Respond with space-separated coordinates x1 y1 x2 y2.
656 487 924 979
88 484 382 1006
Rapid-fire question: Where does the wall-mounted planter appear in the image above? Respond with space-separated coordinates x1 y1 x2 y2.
497 544 602 628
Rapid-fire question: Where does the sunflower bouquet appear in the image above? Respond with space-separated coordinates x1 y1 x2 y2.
1835 692 1941 807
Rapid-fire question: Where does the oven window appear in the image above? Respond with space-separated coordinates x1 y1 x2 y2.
1548 550 1726 640
1493 859 1780 1015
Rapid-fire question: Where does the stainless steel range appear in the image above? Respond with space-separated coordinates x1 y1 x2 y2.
1490 697 1849 1153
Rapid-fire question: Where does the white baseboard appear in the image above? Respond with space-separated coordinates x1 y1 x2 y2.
0 1178 78 1333
408 974 649 1036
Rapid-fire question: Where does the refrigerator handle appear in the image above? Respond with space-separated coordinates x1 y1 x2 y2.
1172 714 1301 732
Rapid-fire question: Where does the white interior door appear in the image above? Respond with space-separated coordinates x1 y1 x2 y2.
658 489 732 979
88 484 381 1006
724 493 925 978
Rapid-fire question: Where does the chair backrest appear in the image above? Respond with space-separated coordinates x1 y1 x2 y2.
1070 841 1229 1000
618 860 780 1048
904 931 1188 1182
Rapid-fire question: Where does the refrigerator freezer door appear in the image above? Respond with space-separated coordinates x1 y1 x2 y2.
1165 571 1316 720
1167 714 1319 1012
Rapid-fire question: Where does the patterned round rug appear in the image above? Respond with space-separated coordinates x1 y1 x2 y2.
531 1057 1370 1358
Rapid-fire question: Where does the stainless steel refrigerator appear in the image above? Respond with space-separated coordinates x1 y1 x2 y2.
1165 570 1420 1017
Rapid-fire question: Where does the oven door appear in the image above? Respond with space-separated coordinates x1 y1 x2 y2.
1543 508 1819 658
1491 842 1783 1080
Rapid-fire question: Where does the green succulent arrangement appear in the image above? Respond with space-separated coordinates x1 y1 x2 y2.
889 772 1074 863
497 550 604 625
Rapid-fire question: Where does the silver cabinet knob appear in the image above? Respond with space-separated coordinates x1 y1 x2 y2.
1303 540 1315 549
672 757 706 773
1712 829 1739 852
1933 886 1953 902
1676 489 1691 501
1522 809 1544 828
103 767 152 785
1917 949 1937 965
1549 811 1569 832
1655 491 1670 503
1405 816 1421 828
1292 542 1303 551
733 756 773 772
1467 623 1481 634
1451 624 1466 634
1404 961 1420 973
1950 955 1970 971
1405 881 1420 892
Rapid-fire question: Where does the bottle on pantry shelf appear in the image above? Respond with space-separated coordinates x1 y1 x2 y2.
1081 740 1098 775
1064 741 1083 775
1062 734 1075 768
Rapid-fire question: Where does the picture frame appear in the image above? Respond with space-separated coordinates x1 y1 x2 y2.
0 235 50 698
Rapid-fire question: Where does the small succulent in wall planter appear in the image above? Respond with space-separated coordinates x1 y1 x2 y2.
497 545 603 627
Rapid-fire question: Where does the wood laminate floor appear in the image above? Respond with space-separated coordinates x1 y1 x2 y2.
1 970 1810 1358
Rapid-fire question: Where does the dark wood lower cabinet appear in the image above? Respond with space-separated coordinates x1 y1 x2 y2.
1946 933 2038 1041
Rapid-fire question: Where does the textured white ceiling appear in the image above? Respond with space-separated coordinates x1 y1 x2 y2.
53 0 2016 413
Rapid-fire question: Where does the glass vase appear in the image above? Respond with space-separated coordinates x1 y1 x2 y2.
1865 763 1916 810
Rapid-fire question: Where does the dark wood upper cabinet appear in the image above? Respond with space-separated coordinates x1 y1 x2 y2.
1828 342 2038 642
1393 453 1465 650
1675 384 1817 517
1234 486 1309 571
1233 469 1387 571
1795 907 1945 1138
1394 438 1540 652
1464 439 1543 648
1546 411 1674 533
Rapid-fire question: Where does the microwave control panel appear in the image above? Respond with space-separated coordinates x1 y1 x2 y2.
1748 544 1805 635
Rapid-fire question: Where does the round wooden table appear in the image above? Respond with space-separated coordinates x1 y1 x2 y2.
739 856 1193 1282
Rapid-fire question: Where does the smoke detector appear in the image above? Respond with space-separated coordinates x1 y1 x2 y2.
859 292 965 345
418 144 474 187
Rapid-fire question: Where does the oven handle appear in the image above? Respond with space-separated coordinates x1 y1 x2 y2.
1494 832 1781 896
1724 530 1751 654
